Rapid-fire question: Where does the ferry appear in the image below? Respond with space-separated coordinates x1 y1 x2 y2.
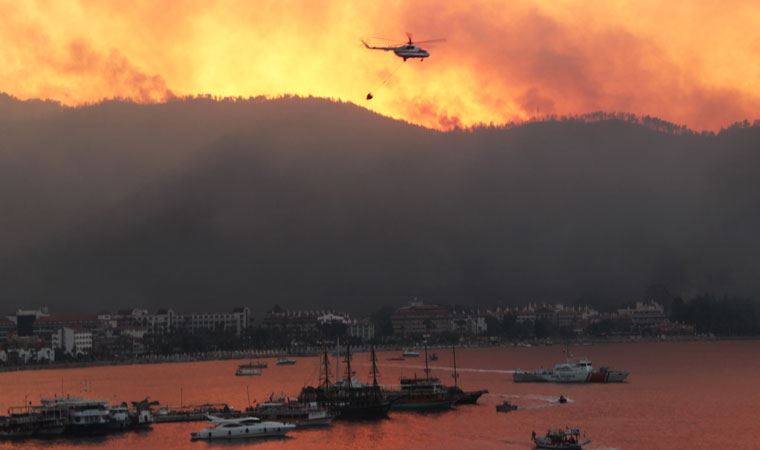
40 397 111 435
190 416 294 440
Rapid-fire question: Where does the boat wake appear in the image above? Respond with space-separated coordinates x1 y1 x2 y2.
357 362 515 374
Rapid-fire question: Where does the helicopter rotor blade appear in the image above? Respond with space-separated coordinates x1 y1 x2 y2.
413 38 447 45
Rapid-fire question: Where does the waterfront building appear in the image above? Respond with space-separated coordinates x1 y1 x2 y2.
51 327 94 356
348 318 376 341
391 301 452 336
616 301 667 326
181 307 251 336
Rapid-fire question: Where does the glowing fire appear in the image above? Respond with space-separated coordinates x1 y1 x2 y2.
1 0 759 130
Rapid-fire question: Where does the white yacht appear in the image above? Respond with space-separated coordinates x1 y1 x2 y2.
190 416 295 440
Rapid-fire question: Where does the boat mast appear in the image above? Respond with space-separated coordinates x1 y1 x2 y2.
345 343 353 389
370 345 380 387
424 343 430 380
321 344 332 388
335 336 341 383
452 345 460 387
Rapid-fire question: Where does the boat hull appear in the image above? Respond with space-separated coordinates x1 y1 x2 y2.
390 399 455 411
336 401 392 420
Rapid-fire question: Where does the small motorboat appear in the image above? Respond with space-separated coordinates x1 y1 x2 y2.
495 400 518 413
190 416 294 440
531 428 590 450
558 395 568 404
275 358 296 366
235 366 262 376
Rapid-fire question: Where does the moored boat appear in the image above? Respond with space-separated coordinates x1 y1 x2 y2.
40 397 111 435
402 349 420 357
299 344 392 420
190 416 294 440
245 395 333 427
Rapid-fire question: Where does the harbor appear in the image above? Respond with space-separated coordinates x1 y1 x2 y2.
0 341 758 449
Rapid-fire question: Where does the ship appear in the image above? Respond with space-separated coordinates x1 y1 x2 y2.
298 344 392 420
446 345 488 404
244 395 334 428
40 397 112 435
513 350 629 383
387 345 459 411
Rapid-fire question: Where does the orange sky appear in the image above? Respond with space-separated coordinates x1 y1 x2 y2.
1 0 759 130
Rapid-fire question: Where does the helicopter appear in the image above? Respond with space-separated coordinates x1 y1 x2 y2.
362 33 445 61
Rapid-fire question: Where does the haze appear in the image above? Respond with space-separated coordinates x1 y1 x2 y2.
1 95 759 313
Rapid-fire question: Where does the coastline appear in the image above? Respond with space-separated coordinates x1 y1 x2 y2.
1 334 755 374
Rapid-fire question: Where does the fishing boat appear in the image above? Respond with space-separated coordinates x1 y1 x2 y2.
276 358 297 366
496 400 518 413
190 416 294 440
531 428 590 449
299 344 392 420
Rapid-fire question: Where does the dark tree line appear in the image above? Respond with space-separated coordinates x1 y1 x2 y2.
670 295 760 335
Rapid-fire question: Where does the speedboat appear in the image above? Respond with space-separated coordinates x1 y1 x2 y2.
532 428 590 450
190 416 294 440
275 358 296 366
235 365 263 376
558 395 568 404
495 400 518 413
